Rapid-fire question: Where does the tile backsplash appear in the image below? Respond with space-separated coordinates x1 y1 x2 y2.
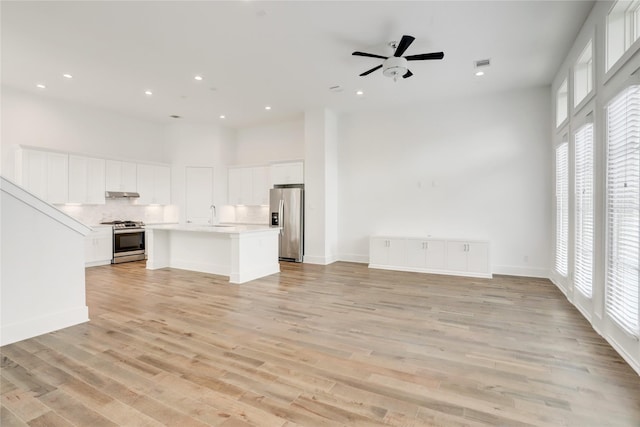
58 198 179 226
57 199 268 226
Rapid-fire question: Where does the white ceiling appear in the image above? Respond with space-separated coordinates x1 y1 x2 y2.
1 1 595 129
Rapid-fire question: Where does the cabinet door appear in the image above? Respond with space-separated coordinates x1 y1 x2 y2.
406 239 427 268
46 152 68 204
425 240 446 270
186 166 214 224
369 237 389 265
270 162 304 185
228 168 243 205
106 160 137 191
387 238 406 266
446 241 468 271
18 149 47 199
68 155 88 203
121 161 137 192
86 157 106 204
251 166 269 205
467 242 489 274
288 162 304 184
136 164 155 204
105 160 122 191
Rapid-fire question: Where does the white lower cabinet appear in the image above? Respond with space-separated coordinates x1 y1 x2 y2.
370 237 406 266
406 239 446 270
370 236 490 278
446 241 490 275
85 227 113 267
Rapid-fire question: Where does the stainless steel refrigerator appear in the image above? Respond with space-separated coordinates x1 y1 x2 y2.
269 184 304 262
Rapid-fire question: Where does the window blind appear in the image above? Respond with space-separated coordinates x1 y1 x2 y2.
606 85 640 337
556 142 569 277
575 123 594 298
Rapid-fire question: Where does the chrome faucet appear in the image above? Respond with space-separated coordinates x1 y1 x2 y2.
210 204 217 224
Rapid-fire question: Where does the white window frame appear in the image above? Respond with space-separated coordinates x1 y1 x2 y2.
605 84 640 337
574 40 594 110
574 121 595 298
556 141 569 277
606 0 640 72
557 78 569 128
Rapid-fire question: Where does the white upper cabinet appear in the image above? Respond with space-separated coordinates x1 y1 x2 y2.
270 161 304 185
136 164 171 205
105 160 137 192
251 166 269 205
69 155 106 204
15 148 68 204
228 166 270 205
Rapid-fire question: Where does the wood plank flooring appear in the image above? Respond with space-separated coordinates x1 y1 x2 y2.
2 261 639 426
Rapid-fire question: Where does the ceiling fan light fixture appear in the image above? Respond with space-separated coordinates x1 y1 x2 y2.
382 57 408 79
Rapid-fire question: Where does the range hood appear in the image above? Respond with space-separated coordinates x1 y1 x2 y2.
105 191 140 199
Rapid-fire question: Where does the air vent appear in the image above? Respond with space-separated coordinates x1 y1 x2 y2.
475 58 491 68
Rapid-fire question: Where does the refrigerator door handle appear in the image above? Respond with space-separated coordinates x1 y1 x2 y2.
278 199 284 234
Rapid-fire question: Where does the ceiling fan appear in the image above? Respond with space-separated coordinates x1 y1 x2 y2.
352 35 444 81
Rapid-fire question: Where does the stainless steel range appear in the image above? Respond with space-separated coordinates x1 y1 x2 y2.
100 220 146 264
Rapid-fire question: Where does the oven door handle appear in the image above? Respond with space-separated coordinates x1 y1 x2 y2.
113 228 145 235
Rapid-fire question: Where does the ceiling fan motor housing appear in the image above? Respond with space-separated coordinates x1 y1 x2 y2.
383 56 408 78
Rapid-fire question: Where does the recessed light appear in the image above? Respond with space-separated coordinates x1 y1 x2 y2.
144 90 153 96
265 105 272 110
356 90 364 96
194 75 203 81
475 70 485 77
219 115 226 119
63 74 73 79
36 84 46 89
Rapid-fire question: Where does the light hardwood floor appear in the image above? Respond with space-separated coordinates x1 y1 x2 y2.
2 261 639 426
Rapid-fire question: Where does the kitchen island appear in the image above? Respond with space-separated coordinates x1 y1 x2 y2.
145 224 280 284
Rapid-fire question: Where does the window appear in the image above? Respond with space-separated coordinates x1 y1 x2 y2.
606 0 640 71
574 122 594 297
606 85 640 336
557 79 568 127
556 142 569 277
574 40 593 107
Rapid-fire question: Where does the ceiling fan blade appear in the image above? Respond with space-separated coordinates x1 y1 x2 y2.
405 52 445 61
394 35 415 57
352 51 388 60
402 70 413 79
359 64 383 76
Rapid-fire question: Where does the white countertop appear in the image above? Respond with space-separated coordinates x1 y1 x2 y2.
145 223 278 235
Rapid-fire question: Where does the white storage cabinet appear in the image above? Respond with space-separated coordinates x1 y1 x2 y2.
228 166 270 205
69 155 106 204
369 236 491 278
85 227 113 267
270 161 304 185
15 148 69 204
105 160 137 192
136 164 171 205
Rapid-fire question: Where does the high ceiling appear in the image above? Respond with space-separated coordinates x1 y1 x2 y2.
1 1 595 128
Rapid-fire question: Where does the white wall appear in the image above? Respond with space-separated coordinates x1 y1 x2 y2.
234 118 304 165
337 86 551 277
1 86 167 178
165 122 236 222
1 178 90 345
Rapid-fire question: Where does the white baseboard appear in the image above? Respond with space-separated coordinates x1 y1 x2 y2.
1 306 89 346
303 254 339 265
492 264 550 278
368 263 492 279
336 253 368 264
